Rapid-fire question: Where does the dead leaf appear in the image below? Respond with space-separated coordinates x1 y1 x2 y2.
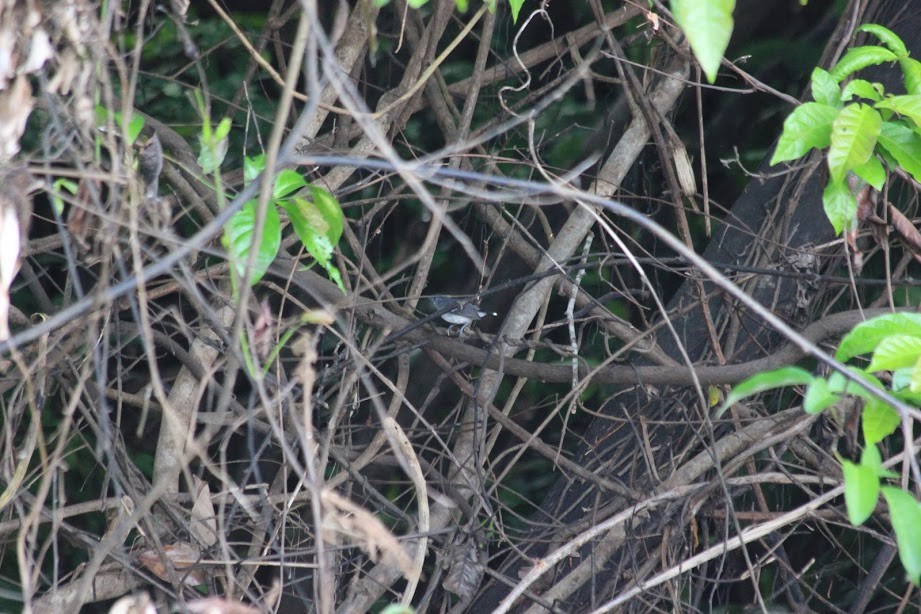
136 542 206 587
190 476 217 547
888 203 921 258
321 490 416 581
0 75 34 161
253 299 274 360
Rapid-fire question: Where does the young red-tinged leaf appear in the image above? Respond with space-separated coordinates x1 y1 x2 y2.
828 103 881 183
882 486 921 585
841 458 879 525
822 179 858 235
837 313 921 361
861 398 900 446
830 46 898 82
223 201 281 286
770 102 839 165
671 0 734 84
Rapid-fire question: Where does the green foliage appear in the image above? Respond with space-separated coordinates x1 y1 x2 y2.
95 104 145 146
193 91 232 175
220 153 346 293
882 486 921 585
722 310 921 585
50 178 78 217
671 0 735 83
223 201 281 286
771 25 921 234
840 456 878 525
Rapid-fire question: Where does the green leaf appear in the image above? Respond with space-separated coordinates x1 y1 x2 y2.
877 121 921 183
811 68 840 106
852 156 885 190
901 58 921 95
222 201 281 286
244 154 266 185
882 486 921 585
822 179 857 235
51 178 79 217
281 195 345 293
857 24 908 57
830 46 898 82
841 79 884 102
842 458 879 525
199 132 229 174
508 0 524 22
719 367 813 416
862 398 900 445
125 114 145 146
94 105 145 146
868 335 921 371
876 95 921 126
861 444 899 479
671 0 735 84
804 377 840 414
911 353 921 393
828 103 881 183
213 117 232 141
827 369 884 398
837 313 921 361
273 170 308 200
770 102 840 165
308 185 344 244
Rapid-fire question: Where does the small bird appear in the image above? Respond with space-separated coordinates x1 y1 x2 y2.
430 295 497 335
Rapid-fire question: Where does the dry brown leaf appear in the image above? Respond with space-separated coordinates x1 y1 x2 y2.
136 542 206 587
442 532 485 599
321 490 416 581
888 203 921 257
252 299 274 360
0 75 33 161
190 476 217 547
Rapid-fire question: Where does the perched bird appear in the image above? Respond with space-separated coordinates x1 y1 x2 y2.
430 295 496 335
